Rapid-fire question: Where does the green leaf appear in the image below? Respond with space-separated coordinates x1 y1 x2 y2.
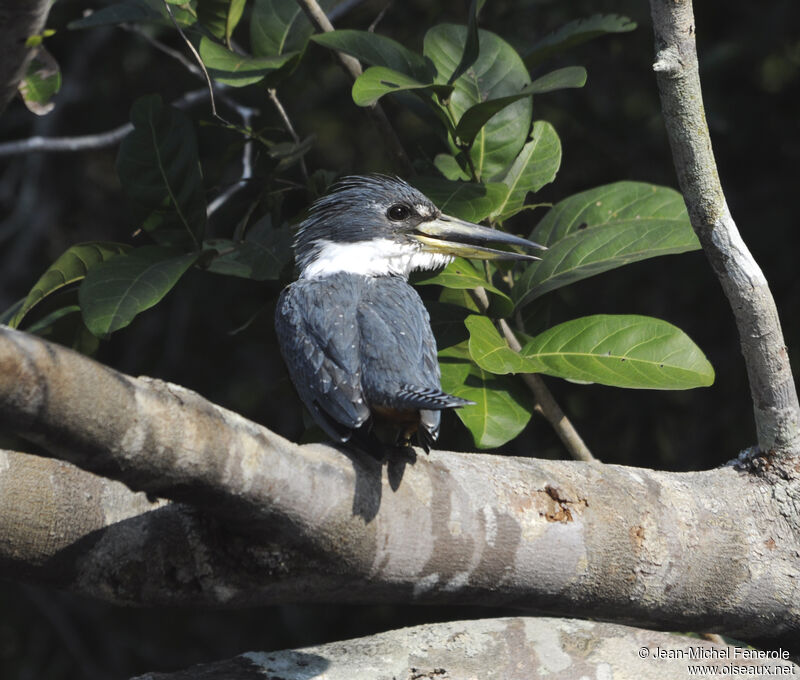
0 299 24 326
512 182 699 308
515 219 700 308
465 315 528 374
351 66 452 107
524 14 637 67
447 0 484 85
424 25 531 180
440 345 532 448
410 177 507 222
492 121 562 220
204 217 292 280
251 0 326 56
9 242 131 329
311 30 433 81
433 154 470 181
198 0 246 44
79 247 201 336
520 315 714 389
18 47 61 115
117 95 207 246
532 182 692 246
453 67 586 148
415 258 512 314
198 37 297 87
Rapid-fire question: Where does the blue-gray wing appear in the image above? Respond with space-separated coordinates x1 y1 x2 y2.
275 278 370 442
357 278 472 445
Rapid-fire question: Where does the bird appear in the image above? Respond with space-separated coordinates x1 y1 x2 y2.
275 175 544 456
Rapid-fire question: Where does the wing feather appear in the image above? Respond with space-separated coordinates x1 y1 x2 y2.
275 279 370 441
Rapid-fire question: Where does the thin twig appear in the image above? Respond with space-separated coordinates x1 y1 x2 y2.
122 22 202 77
0 89 214 157
162 0 231 126
468 288 594 462
207 105 257 216
268 88 308 180
295 0 414 175
368 1 393 33
0 124 132 156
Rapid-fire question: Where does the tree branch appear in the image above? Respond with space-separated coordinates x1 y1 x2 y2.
131 617 799 680
498 318 594 462
648 0 800 458
1 326 798 642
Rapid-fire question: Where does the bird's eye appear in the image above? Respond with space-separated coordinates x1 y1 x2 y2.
387 204 411 221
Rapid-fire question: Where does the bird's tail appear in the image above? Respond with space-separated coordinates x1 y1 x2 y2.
397 385 475 411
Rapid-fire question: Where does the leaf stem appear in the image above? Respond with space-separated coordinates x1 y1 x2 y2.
468 287 595 461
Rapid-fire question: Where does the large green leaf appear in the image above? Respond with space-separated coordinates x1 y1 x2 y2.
465 315 528 374
204 217 292 280
9 242 131 329
513 182 699 308
491 120 562 221
440 344 532 448
416 258 508 299
424 25 532 181
18 47 61 116
198 37 297 86
515 217 700 308
198 0 246 44
351 66 452 107
251 0 325 56
531 182 692 246
453 67 586 148
524 14 637 67
465 313 714 389
79 247 201 336
446 0 485 85
311 30 433 81
117 95 207 247
520 315 714 389
433 154 470 181
410 177 507 222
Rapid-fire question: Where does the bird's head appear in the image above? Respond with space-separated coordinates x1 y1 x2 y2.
294 175 545 279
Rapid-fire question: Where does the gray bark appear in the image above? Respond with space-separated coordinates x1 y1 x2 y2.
1 326 799 643
132 617 800 680
648 0 800 457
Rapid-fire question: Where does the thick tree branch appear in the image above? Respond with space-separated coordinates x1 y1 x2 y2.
1 326 798 642
132 617 800 680
648 0 800 458
0 0 52 114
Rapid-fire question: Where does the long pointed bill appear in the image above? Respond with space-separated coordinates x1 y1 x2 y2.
411 214 546 261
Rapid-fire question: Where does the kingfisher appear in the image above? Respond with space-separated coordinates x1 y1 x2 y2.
275 175 544 455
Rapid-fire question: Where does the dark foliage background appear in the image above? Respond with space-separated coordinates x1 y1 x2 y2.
1 0 798 676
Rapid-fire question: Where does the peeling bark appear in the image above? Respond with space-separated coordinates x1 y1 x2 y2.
1 326 799 642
